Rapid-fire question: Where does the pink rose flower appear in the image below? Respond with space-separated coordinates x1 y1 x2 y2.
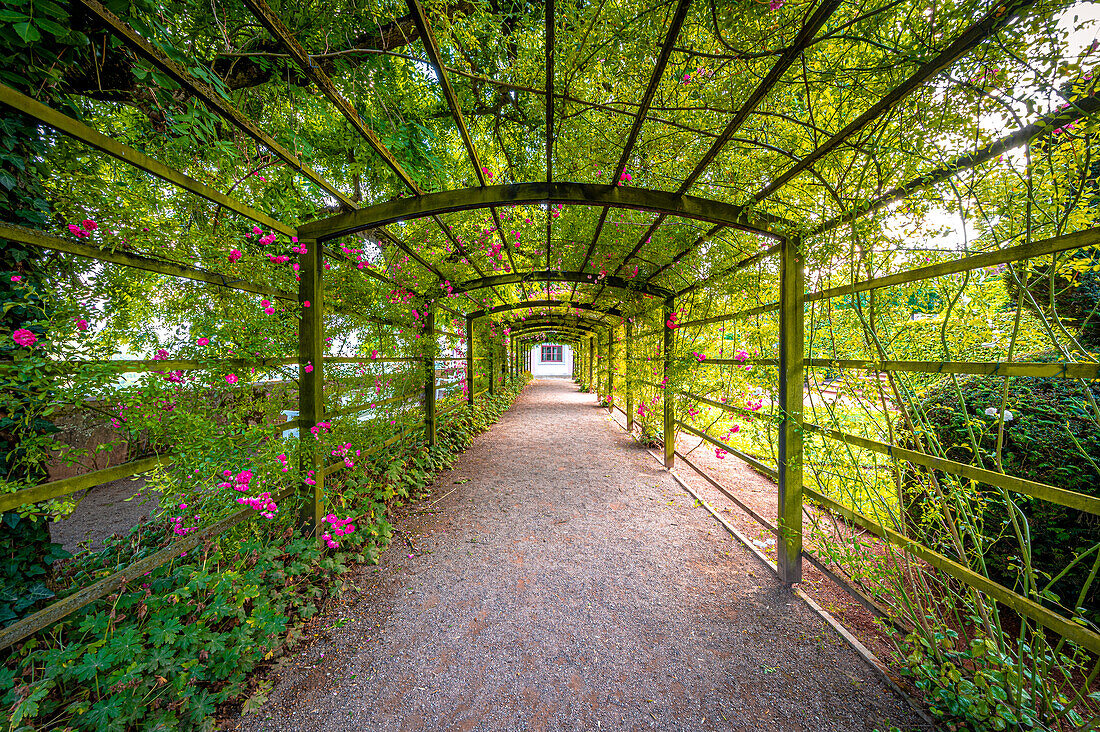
12 328 36 347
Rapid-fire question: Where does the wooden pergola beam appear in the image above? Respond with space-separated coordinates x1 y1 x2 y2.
450 269 672 299
573 0 694 296
0 85 294 237
808 88 1100 238
76 0 355 209
299 182 782 241
240 0 423 194
590 0 841 306
749 0 1038 206
467 300 624 320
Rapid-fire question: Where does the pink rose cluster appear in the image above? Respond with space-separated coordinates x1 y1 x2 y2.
12 328 36 347
331 442 361 469
67 219 97 238
169 504 199 535
222 469 279 519
321 513 356 549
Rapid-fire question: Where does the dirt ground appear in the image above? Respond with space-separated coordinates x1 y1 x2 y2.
618 410 910 672
48 477 157 554
231 378 929 731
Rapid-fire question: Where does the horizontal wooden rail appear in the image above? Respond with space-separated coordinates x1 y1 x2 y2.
0 455 171 514
677 421 778 478
0 453 171 510
802 487 1100 655
693 357 778 367
323 391 421 419
0 84 294 237
0 483 297 652
805 226 1100 304
804 424 1100 516
35 357 300 374
806 358 1100 379
324 356 422 364
680 391 767 418
437 400 469 417
677 301 779 329
0 223 296 301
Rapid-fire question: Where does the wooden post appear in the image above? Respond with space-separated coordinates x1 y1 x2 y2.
466 314 474 405
778 236 805 585
625 321 634 432
663 297 675 469
587 335 594 393
297 237 323 534
424 306 436 446
606 326 614 412
489 339 496 396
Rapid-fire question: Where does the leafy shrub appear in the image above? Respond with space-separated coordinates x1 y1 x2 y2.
903 625 1093 731
907 351 1100 622
1 383 525 731
1005 247 1100 350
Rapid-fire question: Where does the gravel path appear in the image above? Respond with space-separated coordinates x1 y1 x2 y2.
234 378 927 731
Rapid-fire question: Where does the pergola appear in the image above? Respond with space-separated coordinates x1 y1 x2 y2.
1 0 1098 662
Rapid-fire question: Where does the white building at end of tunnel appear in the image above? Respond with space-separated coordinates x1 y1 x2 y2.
529 342 573 378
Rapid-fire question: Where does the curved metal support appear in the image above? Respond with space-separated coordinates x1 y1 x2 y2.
468 299 624 321
298 182 790 241
453 269 672 299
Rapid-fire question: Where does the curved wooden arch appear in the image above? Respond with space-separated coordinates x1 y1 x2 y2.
510 324 596 337
453 270 672 299
468 299 624 321
507 318 604 337
298 182 789 242
506 323 602 339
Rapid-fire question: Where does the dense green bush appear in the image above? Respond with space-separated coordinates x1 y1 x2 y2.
1005 247 1100 350
1 383 525 731
909 352 1100 622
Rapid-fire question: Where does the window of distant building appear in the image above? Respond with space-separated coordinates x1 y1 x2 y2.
541 345 562 362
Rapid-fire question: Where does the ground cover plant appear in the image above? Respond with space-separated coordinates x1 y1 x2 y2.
1 383 524 731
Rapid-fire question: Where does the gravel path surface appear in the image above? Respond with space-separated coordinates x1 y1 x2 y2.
234 379 927 731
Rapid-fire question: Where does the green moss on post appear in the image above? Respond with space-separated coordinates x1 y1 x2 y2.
297 238 324 536
777 236 804 585
663 297 675 469
424 306 437 447
626 321 634 432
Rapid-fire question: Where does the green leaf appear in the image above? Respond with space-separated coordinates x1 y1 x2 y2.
12 21 40 42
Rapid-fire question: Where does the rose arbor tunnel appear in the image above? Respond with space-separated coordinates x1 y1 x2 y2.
1 0 1099 727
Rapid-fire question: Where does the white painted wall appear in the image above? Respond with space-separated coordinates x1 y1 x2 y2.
529 342 573 377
